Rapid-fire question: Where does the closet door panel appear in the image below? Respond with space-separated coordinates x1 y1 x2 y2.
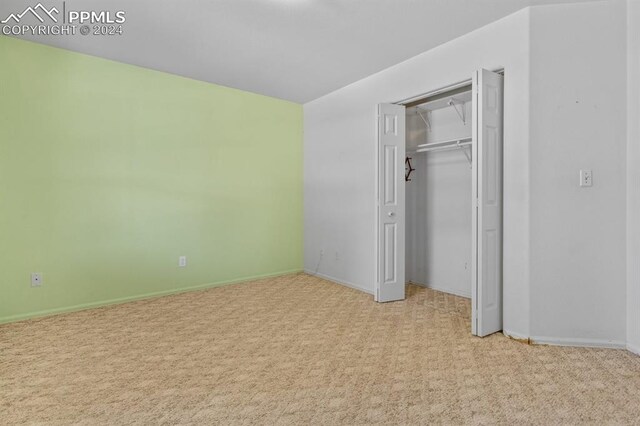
376 103 406 302
472 69 504 336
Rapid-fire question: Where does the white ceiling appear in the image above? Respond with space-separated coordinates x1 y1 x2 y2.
1 0 594 103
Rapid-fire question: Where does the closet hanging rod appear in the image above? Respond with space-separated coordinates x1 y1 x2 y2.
415 136 472 151
408 141 471 154
413 141 471 154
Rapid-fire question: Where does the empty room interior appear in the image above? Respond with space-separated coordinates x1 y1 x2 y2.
2 0 640 423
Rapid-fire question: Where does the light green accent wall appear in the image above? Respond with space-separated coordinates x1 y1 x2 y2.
0 37 303 323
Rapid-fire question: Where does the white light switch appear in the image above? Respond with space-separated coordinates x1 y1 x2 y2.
178 256 187 267
580 170 593 187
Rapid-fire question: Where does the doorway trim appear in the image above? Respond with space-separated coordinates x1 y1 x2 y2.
375 69 505 336
394 68 503 106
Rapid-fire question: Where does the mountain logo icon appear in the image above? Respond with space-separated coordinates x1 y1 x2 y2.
1 3 59 24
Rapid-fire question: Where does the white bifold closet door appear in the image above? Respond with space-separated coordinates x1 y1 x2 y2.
376 103 406 302
472 69 504 337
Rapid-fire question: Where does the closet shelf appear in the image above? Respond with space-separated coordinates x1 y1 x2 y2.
413 90 472 112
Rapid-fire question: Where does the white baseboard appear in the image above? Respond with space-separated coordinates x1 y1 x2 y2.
302 273 639 356
627 342 640 356
304 270 374 295
0 269 303 325
530 335 627 350
409 280 471 299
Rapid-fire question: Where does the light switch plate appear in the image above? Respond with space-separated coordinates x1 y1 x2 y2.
580 170 593 187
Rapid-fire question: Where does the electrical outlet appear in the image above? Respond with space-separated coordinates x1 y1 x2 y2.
178 256 187 267
579 170 593 187
31 273 43 287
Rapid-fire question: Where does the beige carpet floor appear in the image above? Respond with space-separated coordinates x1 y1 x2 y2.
1 273 640 425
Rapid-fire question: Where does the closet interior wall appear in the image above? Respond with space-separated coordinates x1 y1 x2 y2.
405 92 473 298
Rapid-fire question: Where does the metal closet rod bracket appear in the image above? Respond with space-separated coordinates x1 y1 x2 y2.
417 109 431 130
448 99 466 124
457 140 472 167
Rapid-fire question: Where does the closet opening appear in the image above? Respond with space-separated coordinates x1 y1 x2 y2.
405 85 474 300
376 69 504 337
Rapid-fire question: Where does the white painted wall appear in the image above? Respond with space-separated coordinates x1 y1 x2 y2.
527 1 627 347
304 9 531 336
627 0 640 355
406 103 473 298
305 0 630 346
